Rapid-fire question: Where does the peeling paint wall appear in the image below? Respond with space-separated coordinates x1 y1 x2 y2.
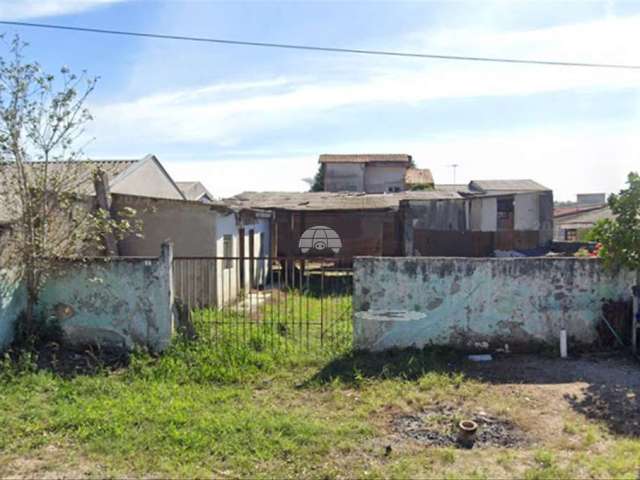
0 246 173 352
354 257 634 352
0 270 25 350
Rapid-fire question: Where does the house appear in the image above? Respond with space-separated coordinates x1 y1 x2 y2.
319 153 433 193
230 177 553 259
553 193 612 241
176 181 215 203
113 194 272 306
403 179 554 256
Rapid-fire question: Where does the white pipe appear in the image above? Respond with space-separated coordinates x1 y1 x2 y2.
560 329 568 358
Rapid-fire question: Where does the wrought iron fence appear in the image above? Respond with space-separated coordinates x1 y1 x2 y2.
173 256 353 353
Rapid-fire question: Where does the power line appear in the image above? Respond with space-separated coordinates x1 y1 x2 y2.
2 20 640 70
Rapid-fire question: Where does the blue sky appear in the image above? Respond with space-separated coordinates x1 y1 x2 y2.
2 0 640 200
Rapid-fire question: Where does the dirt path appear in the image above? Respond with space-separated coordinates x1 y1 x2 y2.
463 353 640 437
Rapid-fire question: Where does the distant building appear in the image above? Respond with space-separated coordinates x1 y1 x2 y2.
319 153 433 193
229 178 553 259
553 193 613 241
176 181 215 203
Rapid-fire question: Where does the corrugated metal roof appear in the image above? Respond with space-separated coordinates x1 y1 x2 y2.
227 190 462 211
405 168 434 186
469 179 550 192
0 158 140 223
318 153 412 164
434 184 472 194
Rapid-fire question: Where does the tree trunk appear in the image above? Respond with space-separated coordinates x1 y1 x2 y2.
93 169 119 256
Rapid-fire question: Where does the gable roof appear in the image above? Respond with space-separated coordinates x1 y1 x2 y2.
0 155 185 223
176 181 215 202
318 154 412 164
405 168 434 187
556 205 615 226
227 190 462 212
469 179 551 193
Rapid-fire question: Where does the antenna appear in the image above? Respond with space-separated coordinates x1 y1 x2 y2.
446 164 459 184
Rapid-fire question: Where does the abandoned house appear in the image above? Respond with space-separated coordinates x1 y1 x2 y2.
228 177 553 259
0 155 272 306
319 153 434 193
403 179 554 256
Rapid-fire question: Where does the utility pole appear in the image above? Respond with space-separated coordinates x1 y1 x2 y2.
447 164 459 184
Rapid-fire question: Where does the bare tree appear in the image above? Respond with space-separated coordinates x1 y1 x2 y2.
0 36 137 337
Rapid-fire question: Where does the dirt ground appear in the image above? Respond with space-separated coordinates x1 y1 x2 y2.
464 352 640 437
2 352 639 478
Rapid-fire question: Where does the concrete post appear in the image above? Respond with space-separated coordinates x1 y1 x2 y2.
161 240 175 342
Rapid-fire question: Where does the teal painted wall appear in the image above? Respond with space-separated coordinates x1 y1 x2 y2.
0 248 173 352
353 257 634 352
0 270 26 350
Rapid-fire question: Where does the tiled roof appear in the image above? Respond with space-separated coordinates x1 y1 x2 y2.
0 158 140 223
318 154 412 164
556 206 615 226
227 190 462 211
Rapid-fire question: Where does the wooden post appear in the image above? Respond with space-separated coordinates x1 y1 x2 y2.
93 168 119 256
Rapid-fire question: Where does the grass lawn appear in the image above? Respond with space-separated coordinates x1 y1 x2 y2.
1 305 640 478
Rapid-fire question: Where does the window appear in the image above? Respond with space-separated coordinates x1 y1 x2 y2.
259 232 265 257
387 186 401 193
223 234 233 269
565 229 578 242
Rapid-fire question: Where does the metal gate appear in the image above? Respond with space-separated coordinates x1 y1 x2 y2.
173 256 353 353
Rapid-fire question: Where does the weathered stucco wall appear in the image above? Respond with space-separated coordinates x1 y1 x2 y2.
0 245 173 352
324 164 365 192
113 194 217 257
354 256 634 352
0 270 25 350
363 164 406 193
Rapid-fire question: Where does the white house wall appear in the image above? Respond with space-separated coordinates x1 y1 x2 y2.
470 197 497 232
514 193 540 231
214 212 271 306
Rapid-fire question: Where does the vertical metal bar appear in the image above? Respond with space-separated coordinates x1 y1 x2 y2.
269 255 276 351
320 262 325 348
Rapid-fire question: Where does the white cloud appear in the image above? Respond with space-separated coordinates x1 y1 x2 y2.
159 124 640 202
0 0 123 20
90 14 640 147
86 11 640 200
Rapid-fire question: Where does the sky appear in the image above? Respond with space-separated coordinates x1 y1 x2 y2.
1 0 640 201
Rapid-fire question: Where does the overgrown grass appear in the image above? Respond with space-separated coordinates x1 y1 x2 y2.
1 315 640 478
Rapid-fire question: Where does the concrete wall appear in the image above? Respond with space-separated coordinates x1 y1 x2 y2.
324 164 365 192
0 270 25 350
353 256 634 352
364 164 406 193
113 194 217 257
324 163 407 193
0 245 174 352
